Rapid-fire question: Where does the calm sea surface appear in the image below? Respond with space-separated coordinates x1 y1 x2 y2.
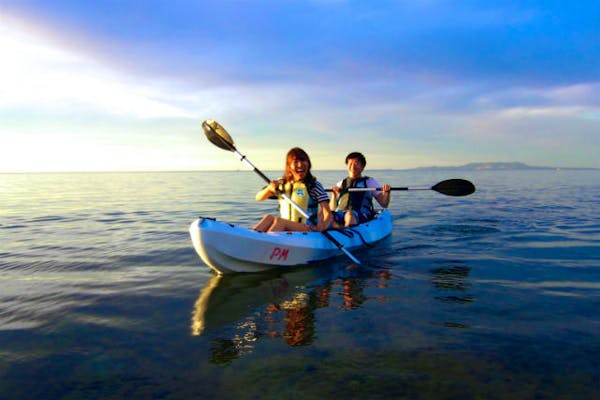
1 169 599 399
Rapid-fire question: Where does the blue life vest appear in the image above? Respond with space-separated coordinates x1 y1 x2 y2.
336 176 375 220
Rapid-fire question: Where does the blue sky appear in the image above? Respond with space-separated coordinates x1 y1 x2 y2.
1 0 598 172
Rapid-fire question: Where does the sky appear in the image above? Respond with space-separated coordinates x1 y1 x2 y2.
1 0 599 172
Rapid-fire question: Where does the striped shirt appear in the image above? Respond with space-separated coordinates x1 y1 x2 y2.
310 180 329 203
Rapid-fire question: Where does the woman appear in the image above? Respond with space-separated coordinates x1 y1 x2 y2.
253 147 332 232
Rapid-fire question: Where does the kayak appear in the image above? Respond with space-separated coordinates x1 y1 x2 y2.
189 210 393 274
189 210 392 274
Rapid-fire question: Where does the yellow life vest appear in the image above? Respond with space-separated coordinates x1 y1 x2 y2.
278 181 313 223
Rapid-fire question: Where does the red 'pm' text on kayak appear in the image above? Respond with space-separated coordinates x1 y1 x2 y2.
269 247 289 261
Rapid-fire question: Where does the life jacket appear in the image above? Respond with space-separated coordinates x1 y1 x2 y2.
278 180 318 224
336 176 374 220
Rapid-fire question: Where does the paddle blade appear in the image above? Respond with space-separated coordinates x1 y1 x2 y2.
432 179 476 196
202 119 236 152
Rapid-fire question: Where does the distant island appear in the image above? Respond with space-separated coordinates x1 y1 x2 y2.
412 162 596 171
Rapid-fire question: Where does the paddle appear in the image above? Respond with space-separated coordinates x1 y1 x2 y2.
326 179 476 197
201 119 362 265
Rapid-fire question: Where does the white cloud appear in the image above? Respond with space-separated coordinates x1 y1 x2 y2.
0 16 195 119
546 83 600 104
498 106 586 118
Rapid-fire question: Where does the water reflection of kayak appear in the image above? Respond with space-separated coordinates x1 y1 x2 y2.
191 267 328 336
189 210 393 274
191 262 394 364
190 262 373 337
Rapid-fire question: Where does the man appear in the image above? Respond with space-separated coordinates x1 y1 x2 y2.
330 152 391 228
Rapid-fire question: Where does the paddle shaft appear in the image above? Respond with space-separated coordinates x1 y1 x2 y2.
326 179 475 197
231 148 273 186
327 187 429 192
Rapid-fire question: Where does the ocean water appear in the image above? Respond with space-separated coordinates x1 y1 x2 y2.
1 169 599 399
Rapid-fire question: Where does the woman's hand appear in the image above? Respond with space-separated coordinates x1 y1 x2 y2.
255 180 280 201
267 180 280 195
310 201 333 232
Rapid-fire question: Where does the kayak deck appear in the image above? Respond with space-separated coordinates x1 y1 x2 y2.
189 210 393 274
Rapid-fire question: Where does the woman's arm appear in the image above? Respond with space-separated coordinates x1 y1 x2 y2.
311 201 333 232
255 180 279 201
329 186 339 211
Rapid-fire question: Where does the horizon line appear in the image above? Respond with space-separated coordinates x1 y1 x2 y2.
2 165 598 174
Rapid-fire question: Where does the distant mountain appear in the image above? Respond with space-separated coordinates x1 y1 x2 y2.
458 162 554 170
414 162 561 171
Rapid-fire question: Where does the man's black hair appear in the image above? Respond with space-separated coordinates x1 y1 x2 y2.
345 152 366 167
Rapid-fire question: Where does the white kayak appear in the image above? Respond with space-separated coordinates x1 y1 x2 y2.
189 210 393 274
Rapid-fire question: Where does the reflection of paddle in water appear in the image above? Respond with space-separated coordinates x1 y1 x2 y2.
431 263 474 303
430 262 473 330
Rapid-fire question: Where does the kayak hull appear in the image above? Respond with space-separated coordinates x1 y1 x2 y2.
189 210 393 274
